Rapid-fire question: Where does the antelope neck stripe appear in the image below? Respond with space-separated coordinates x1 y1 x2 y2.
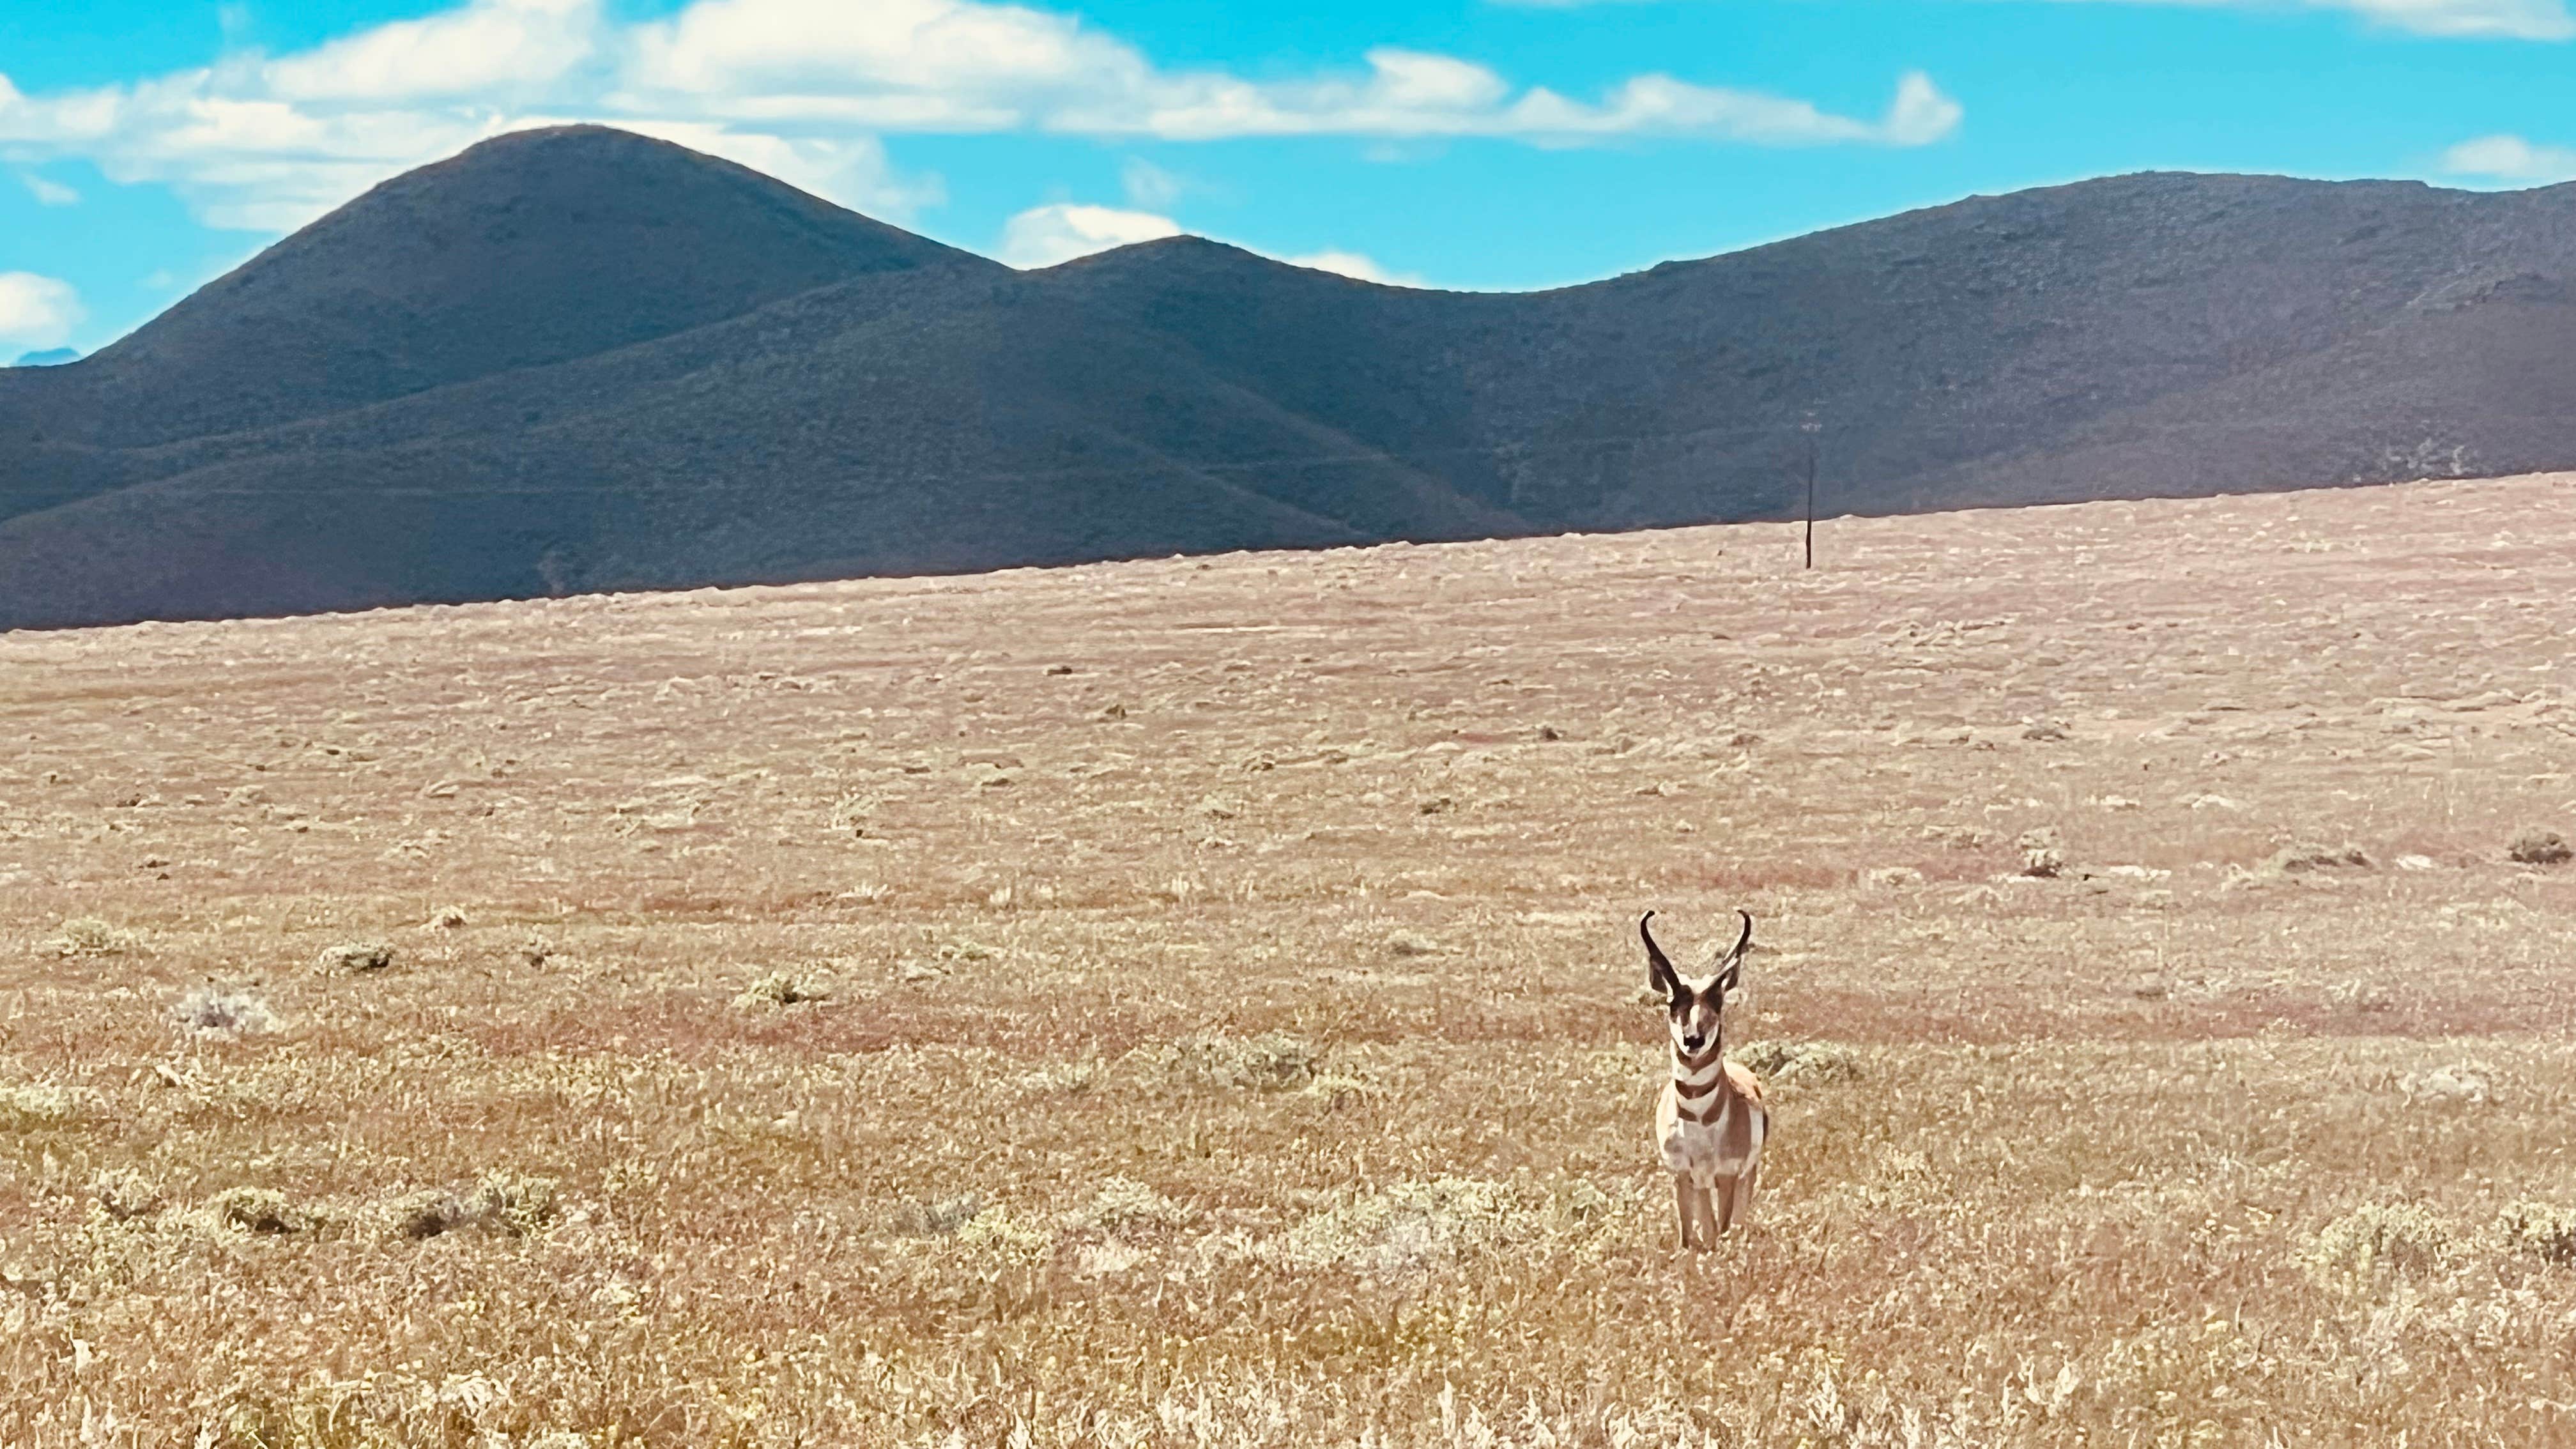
1676 1087 1733 1126
1672 1045 1735 1123
1673 1046 1724 1089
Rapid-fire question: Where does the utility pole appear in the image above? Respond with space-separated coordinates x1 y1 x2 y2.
1800 413 1821 570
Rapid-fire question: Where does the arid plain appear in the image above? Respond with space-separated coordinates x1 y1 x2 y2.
6 474 2576 1446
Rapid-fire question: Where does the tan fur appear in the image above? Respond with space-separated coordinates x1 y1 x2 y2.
1657 1058 1767 1249
1641 910 1766 1251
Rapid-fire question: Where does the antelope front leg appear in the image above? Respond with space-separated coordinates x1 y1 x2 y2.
1726 1161 1760 1234
1687 1180 1721 1250
1672 1176 1701 1250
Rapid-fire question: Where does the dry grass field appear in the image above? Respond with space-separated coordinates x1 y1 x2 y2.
6 473 2576 1446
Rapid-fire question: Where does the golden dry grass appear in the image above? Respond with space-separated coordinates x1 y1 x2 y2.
6 473 2576 1446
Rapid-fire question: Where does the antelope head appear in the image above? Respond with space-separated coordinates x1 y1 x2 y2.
1641 909 1752 1058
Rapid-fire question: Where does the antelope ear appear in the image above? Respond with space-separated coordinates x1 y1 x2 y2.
1639 911 1682 998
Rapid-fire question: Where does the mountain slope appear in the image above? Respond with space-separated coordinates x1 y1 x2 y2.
0 262 1527 629
0 126 993 462
1042 174 2576 527
6 130 2576 631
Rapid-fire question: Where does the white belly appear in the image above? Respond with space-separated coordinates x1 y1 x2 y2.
1657 1084 1765 1186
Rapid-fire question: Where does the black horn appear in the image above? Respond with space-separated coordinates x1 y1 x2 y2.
1713 909 1754 995
1640 910 1681 997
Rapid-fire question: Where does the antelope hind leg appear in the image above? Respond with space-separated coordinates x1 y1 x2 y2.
1728 1160 1760 1231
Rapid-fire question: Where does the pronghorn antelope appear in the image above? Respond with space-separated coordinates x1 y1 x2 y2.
1642 909 1767 1250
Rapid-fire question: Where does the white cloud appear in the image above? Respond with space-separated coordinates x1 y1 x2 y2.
616 3 1957 146
1882 71 1967 146
1468 66 1961 146
19 90 518 231
2044 0 2572 39
1285 249 1429 287
1515 0 2572 29
623 0 1143 128
0 0 1958 238
2334 0 2573 36
1041 51 1958 146
1121 155 1183 208
0 0 924 233
17 169 78 204
997 203 1181 267
263 0 604 103
0 80 933 233
0 272 84 348
2441 132 2576 181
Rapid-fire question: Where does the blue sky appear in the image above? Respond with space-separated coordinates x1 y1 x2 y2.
3 0 2573 357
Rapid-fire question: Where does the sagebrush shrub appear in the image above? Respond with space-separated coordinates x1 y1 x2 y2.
2496 1201 2576 1264
2304 1201 2455 1278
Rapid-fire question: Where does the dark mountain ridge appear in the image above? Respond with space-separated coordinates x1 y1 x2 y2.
5 128 2573 630
82 126 995 445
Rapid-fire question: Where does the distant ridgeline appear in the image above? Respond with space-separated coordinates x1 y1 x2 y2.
4 125 2574 629
9 349 79 368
